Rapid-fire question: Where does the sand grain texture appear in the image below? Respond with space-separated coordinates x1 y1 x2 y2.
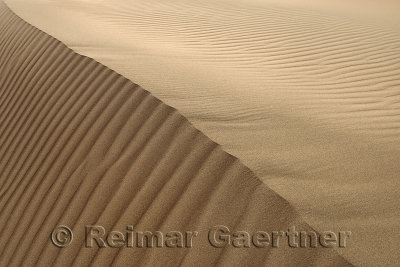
5 0 400 265
2 0 400 265
0 2 353 266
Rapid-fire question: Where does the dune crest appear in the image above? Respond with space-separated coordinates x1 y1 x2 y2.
3 0 400 265
0 2 352 266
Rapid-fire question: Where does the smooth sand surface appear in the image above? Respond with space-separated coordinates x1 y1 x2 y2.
2 0 400 265
0 2 352 266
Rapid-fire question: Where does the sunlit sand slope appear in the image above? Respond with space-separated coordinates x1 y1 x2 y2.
0 2 352 266
3 0 400 265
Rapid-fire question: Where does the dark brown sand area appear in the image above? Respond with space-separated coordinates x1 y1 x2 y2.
2 0 400 265
0 2 353 266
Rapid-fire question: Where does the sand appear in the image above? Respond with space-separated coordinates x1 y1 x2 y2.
1 0 400 265
0 2 352 266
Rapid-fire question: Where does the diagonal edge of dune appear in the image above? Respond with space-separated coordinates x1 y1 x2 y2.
0 2 352 266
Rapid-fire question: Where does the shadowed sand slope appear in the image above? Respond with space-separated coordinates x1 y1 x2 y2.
0 2 352 266
4 0 400 266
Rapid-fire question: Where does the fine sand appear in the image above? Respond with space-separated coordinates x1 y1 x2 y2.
2 0 400 266
0 2 351 266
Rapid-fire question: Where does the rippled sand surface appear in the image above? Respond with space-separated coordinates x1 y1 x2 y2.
3 0 400 265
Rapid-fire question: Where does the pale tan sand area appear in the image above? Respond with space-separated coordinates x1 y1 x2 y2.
2 0 400 265
0 2 353 266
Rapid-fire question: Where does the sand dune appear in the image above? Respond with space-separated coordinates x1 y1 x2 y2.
0 2 352 266
2 0 400 265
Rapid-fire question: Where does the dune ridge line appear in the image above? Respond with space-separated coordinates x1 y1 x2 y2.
0 2 352 266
